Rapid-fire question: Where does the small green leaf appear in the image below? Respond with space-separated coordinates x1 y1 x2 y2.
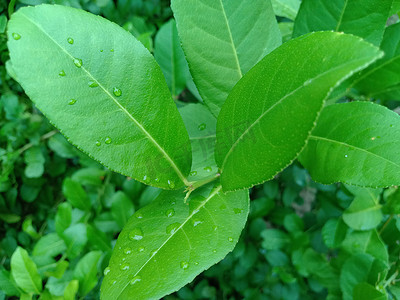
55 203 72 236
271 0 300 20
101 185 249 299
33 233 66 258
0 268 21 297
261 229 289 250
11 247 42 294
172 0 281 116
154 19 189 98
73 251 102 297
322 218 348 249
216 32 382 191
353 282 387 300
8 4 191 189
293 0 393 45
300 102 400 188
24 147 45 178
62 178 91 211
343 187 383 231
62 223 87 259
111 191 135 228
64 280 79 300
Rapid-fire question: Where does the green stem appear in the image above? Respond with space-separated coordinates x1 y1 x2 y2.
379 215 394 235
16 129 58 154
8 0 16 18
184 173 220 202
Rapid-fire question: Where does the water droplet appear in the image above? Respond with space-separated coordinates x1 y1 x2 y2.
233 208 244 214
95 141 101 146
68 99 77 105
136 213 143 219
138 246 145 252
304 79 312 85
120 263 130 271
204 166 212 172
212 249 217 253
344 154 348 158
59 70 66 76
129 228 144 241
180 261 189 270
154 178 160 183
228 237 233 242
12 33 21 40
130 276 141 285
105 137 112 144
167 180 175 189
213 225 218 231
371 137 376 141
150 249 158 257
189 171 197 176
112 280 117 285
73 58 82 68
124 247 132 255
67 37 74 44
193 220 202 227
88 81 99 88
112 87 122 97
198 123 206 131
165 208 175 218
166 222 180 234
143 175 149 183
193 209 200 215
103 267 111 276
194 262 199 266
111 49 114 52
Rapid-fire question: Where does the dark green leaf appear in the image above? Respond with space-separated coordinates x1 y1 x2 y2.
62 178 91 211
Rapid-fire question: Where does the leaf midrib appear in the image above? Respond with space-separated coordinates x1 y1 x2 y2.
115 185 222 298
335 0 349 32
220 56 373 172
20 12 189 186
309 135 400 169
17 251 41 294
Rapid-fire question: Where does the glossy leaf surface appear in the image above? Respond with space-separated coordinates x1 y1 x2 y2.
101 185 249 299
172 0 281 116
300 102 400 187
11 247 42 294
7 4 191 189
293 0 393 45
216 32 382 191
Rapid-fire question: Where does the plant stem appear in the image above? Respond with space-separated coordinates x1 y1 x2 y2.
184 173 220 203
16 129 58 154
379 215 394 235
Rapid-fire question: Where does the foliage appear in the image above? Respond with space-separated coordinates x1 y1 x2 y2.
1 0 400 299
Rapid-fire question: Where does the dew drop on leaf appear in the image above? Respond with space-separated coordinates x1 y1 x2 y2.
166 222 180 234
194 262 199 266
73 58 82 68
344 154 348 158
154 178 160 183
105 137 112 144
136 213 143 219
192 220 202 227
59 70 66 76
129 228 144 241
120 263 130 271
213 225 218 231
165 208 175 218
143 175 149 183
304 79 312 85
198 123 206 131
88 81 99 88
130 276 142 285
204 166 212 172
138 246 145 252
228 237 233 242
113 87 122 97
124 247 132 255
167 180 175 189
12 33 21 40
67 37 74 44
212 249 217 253
180 261 189 270
189 171 197 176
103 267 111 276
68 99 77 105
95 141 101 146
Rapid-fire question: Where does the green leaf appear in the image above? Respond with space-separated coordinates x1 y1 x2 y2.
48 133 78 159
0 268 21 297
62 178 91 211
71 168 105 187
55 203 72 236
8 4 191 189
261 229 290 250
343 187 383 231
111 191 135 228
11 247 42 294
64 280 79 300
24 146 45 178
87 224 112 252
391 0 400 14
33 233 66 258
354 23 400 100
300 102 400 188
73 251 102 297
322 218 348 249
383 187 400 214
179 103 217 182
353 282 387 300
62 223 87 259
172 0 281 116
100 185 249 299
271 0 300 20
293 0 393 45
154 19 189 98
215 32 382 191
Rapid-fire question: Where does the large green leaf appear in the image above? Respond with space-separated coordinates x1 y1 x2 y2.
300 102 400 188
172 0 281 116
101 185 249 299
7 4 191 189
354 23 400 100
11 247 42 294
215 32 382 191
293 0 393 46
154 19 189 99
179 103 217 182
